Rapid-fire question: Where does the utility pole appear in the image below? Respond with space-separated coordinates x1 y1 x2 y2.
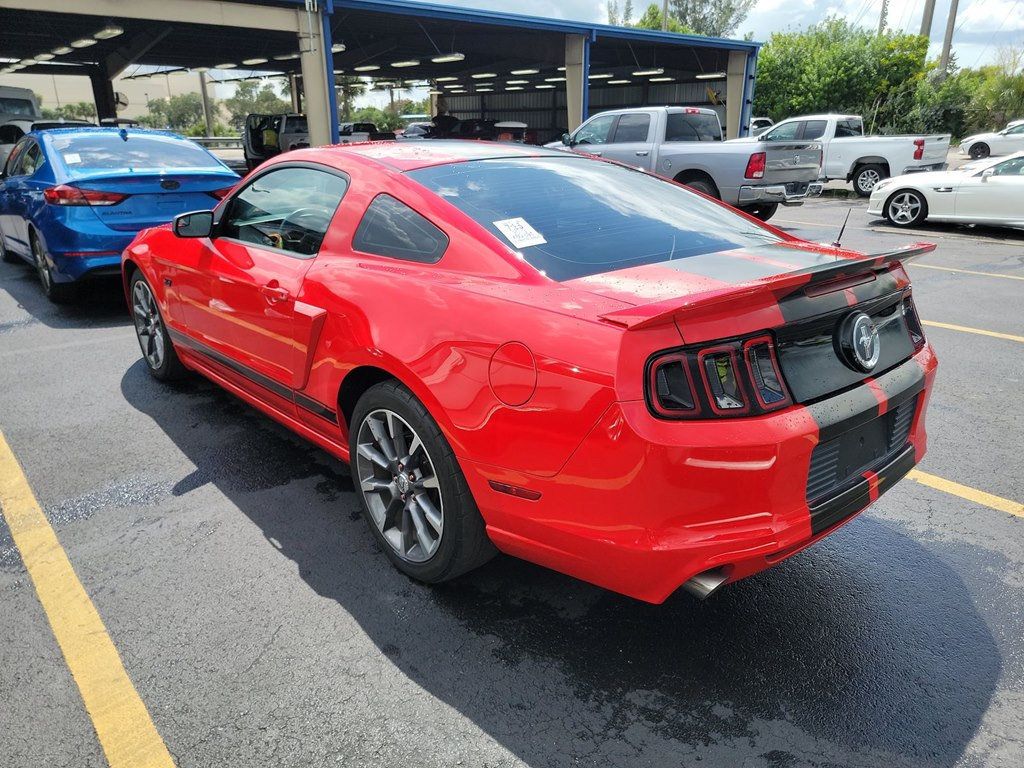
198 71 214 136
662 0 668 31
878 0 889 34
920 0 937 38
939 0 960 73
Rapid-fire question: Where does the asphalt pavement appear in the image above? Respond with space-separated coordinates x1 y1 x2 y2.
1 192 1022 768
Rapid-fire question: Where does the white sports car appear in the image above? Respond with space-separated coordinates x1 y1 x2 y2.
867 152 1024 229
959 121 1024 159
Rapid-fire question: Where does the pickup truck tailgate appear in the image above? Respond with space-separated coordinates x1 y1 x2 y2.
919 136 950 166
760 141 823 186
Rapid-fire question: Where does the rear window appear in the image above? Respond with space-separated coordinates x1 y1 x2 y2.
665 112 722 142
0 98 35 117
835 119 863 138
408 157 781 281
48 133 222 172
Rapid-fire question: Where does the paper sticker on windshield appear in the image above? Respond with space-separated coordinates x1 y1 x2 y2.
493 217 546 248
63 153 82 165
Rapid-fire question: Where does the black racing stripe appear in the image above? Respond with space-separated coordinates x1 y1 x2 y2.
808 444 915 534
777 269 904 323
167 328 338 424
873 360 925 412
656 244 839 285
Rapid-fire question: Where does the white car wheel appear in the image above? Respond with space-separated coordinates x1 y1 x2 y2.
885 190 928 228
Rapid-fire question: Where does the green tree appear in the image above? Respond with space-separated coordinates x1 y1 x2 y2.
669 0 754 37
634 4 692 33
223 81 290 130
138 93 204 131
335 75 367 121
607 1 635 26
40 101 97 121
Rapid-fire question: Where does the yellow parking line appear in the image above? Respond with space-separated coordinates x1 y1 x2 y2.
0 432 176 768
908 469 1024 519
922 320 1024 343
913 263 1024 281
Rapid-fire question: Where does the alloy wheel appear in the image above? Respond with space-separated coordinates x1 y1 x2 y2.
132 279 166 370
857 168 881 193
355 408 443 563
33 239 52 292
887 192 922 225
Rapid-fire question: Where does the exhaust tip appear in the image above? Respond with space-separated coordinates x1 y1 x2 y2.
682 567 730 600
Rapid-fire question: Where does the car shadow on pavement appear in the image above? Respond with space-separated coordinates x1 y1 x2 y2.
0 260 129 331
121 361 1001 768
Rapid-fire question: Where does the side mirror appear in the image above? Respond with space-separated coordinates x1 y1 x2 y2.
174 210 214 238
981 168 994 182
561 132 572 146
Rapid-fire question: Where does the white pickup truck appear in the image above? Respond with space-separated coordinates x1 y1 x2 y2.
556 106 823 221
730 114 950 196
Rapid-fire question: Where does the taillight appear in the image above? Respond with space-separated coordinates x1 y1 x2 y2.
903 292 926 350
647 333 792 420
43 184 128 206
207 185 235 200
913 138 925 160
744 151 766 179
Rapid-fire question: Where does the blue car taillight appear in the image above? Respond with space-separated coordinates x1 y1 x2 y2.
646 333 792 420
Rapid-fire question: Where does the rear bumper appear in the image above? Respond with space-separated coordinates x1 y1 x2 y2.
737 182 823 207
48 250 126 282
463 345 937 603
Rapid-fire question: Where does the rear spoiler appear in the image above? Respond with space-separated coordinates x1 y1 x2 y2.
598 243 936 330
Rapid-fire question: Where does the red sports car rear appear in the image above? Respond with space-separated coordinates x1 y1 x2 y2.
123 141 937 603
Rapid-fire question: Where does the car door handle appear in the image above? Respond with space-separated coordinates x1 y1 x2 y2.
635 150 650 156
589 150 603 156
260 283 290 303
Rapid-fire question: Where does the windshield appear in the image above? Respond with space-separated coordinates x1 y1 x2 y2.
408 156 782 281
0 98 36 117
48 132 223 173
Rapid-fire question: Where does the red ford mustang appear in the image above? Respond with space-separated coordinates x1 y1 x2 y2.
122 141 938 603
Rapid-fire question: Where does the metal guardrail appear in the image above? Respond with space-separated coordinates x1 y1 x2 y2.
190 136 243 149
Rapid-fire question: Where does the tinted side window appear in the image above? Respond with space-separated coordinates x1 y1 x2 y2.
573 114 617 145
3 139 28 176
802 120 827 140
16 143 44 176
763 121 802 141
612 114 651 143
665 113 722 142
221 166 348 257
1007 125 1024 135
992 157 1024 176
834 120 861 138
353 194 448 263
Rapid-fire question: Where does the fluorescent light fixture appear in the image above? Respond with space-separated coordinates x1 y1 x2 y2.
476 87 493 92
506 79 528 85
194 66 210 73
391 59 419 68
215 62 237 69
273 52 300 61
536 84 555 89
20 59 38 66
544 76 566 82
557 66 566 71
474 82 494 87
242 57 268 66
471 72 496 79
36 53 55 61
696 72 726 80
331 43 346 53
354 64 379 72
94 25 124 39
428 89 442 94
442 83 462 88
70 38 97 48
649 77 673 82
52 46 72 55
632 68 664 76
435 76 458 82
608 79 631 84
431 53 465 63
588 73 613 79
506 86 523 91
510 68 539 75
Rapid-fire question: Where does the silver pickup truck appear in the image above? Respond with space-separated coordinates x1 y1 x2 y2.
555 107 823 221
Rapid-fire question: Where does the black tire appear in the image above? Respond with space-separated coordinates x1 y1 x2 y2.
883 189 929 228
31 233 77 303
853 164 887 197
350 380 495 584
739 203 779 222
128 269 188 381
678 174 720 199
968 142 990 160
1 232 18 264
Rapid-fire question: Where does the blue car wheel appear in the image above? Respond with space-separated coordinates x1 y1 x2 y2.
31 233 77 304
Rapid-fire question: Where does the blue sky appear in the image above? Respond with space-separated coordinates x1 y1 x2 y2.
417 0 1023 69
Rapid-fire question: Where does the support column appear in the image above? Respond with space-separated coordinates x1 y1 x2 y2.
88 67 118 122
297 7 332 146
725 50 747 140
565 34 586 131
289 74 301 113
198 72 214 136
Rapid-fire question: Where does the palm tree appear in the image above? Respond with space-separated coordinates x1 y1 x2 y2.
335 75 367 121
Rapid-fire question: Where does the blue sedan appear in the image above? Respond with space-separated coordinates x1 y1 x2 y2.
0 127 238 302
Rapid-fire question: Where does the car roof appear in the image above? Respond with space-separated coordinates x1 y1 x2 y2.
315 139 572 171
31 126 191 141
780 114 858 121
